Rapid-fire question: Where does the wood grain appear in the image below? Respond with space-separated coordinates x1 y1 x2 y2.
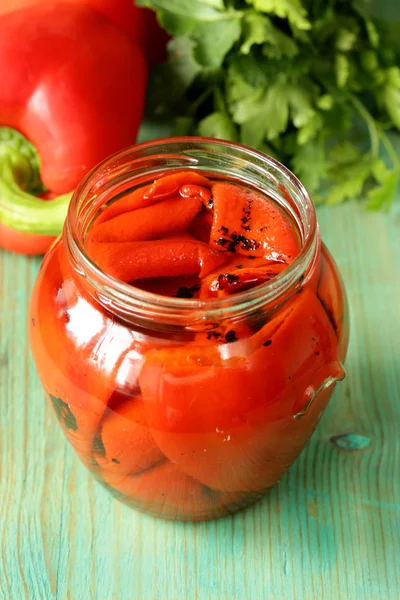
1 197 399 599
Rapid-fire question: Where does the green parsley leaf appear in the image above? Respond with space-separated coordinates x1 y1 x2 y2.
198 111 238 140
241 12 298 58
191 16 242 68
292 138 327 192
297 113 323 145
382 67 400 130
137 0 224 21
317 94 334 111
146 37 202 116
233 80 291 142
335 53 350 88
366 171 399 211
227 54 269 89
287 84 315 128
157 11 196 36
336 28 358 52
360 50 378 73
170 116 193 136
365 19 380 49
246 0 311 32
328 142 361 165
325 152 377 205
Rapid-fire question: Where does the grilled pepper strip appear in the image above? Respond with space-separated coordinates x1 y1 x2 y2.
96 172 212 226
88 239 229 282
210 182 300 262
144 171 212 201
96 397 165 477
199 263 287 298
89 195 202 243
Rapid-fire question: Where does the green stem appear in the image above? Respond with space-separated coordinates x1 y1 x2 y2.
213 86 226 115
0 129 71 235
191 86 214 115
350 94 380 158
378 128 400 170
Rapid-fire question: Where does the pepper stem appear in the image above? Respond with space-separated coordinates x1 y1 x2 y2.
0 127 71 235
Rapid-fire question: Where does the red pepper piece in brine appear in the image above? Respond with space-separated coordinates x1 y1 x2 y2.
95 183 155 225
210 182 300 262
96 397 165 476
144 171 211 201
199 263 286 298
88 195 202 243
88 239 229 283
188 211 213 243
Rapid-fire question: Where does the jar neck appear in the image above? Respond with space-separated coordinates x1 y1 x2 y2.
64 137 319 331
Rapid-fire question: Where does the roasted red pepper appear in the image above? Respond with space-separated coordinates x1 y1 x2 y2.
0 2 147 254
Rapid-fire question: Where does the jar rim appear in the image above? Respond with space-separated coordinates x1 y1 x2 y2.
65 137 318 326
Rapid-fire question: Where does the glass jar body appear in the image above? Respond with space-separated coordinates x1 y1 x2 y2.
30 235 348 521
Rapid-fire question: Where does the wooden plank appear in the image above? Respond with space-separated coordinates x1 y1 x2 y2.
1 196 399 599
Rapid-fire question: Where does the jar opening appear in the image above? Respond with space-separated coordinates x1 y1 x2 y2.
64 137 318 327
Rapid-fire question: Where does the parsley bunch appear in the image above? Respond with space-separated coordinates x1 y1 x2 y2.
139 0 400 209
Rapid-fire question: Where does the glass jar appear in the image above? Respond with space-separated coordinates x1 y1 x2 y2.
29 138 349 521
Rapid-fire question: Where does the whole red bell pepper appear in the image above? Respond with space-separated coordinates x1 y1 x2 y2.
0 0 169 66
0 0 139 38
0 2 147 254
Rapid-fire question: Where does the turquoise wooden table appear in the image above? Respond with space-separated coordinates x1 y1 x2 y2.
1 168 400 600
